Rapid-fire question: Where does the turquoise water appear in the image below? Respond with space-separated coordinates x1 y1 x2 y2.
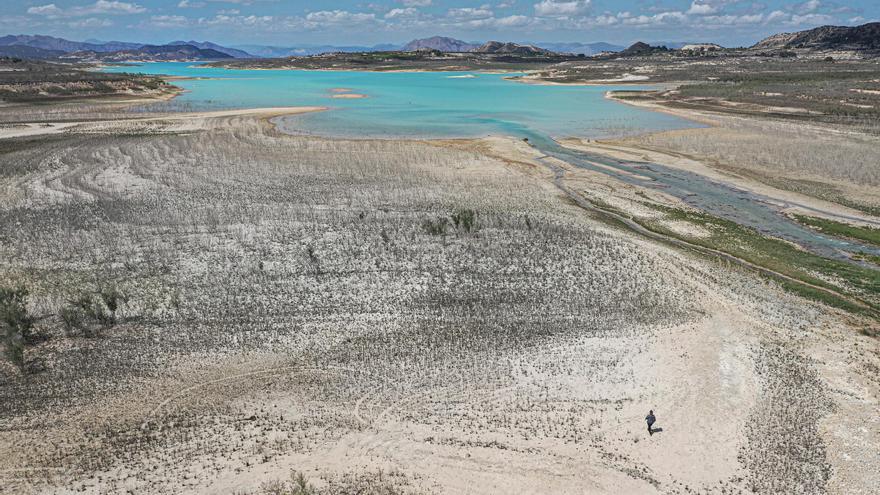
104 62 698 139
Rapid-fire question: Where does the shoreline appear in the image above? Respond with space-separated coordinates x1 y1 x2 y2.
20 65 880 234
593 90 880 226
507 75 679 88
200 64 525 74
0 105 326 140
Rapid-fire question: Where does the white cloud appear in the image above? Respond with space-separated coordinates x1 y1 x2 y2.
447 7 494 19
27 4 64 16
305 10 378 25
534 0 591 17
766 10 787 23
621 11 687 26
385 8 418 19
462 14 532 28
687 2 718 15
401 0 431 6
68 17 114 28
28 1 146 18
797 0 821 14
77 0 145 15
199 14 274 26
491 14 532 27
788 12 833 25
178 0 206 8
150 14 189 27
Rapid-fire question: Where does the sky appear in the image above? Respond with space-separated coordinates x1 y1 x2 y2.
2 0 877 47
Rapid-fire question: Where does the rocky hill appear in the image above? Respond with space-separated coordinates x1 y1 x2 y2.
473 41 553 56
615 42 670 57
0 45 65 59
403 36 477 52
753 22 880 51
0 35 250 60
170 40 253 58
0 35 140 53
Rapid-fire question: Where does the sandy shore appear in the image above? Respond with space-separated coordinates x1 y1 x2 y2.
330 94 367 99
0 105 326 140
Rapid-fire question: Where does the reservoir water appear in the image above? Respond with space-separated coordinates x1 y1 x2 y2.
103 62 697 139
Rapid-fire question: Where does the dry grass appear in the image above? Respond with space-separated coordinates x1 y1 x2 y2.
620 119 880 214
0 113 876 494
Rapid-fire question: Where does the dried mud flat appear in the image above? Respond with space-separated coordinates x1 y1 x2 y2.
0 109 878 494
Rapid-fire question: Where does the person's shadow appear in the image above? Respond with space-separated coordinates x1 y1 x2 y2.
649 427 664 435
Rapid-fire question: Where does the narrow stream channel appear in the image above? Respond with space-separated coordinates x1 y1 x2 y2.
517 127 880 265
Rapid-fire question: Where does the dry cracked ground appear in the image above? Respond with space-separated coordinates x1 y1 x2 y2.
0 112 878 494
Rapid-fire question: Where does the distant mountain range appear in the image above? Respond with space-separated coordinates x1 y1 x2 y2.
402 37 479 52
5 22 875 64
531 42 625 55
753 22 880 51
234 44 399 58
0 45 66 59
0 34 671 62
0 35 142 53
170 40 252 59
73 44 234 62
0 34 251 59
399 37 619 55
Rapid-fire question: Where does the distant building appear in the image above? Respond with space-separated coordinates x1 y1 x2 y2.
681 44 723 53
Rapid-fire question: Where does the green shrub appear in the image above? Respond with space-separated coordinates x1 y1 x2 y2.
259 471 315 495
61 291 119 338
451 208 477 233
100 286 123 315
1 287 33 369
421 217 448 236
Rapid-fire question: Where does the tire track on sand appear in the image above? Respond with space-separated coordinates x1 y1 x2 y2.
140 364 387 432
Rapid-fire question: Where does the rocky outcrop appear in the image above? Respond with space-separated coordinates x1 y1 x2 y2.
752 22 880 51
402 37 478 52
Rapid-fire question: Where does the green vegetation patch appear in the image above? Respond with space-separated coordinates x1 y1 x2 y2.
636 203 880 315
791 214 880 247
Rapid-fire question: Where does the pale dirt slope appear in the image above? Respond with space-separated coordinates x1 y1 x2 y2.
0 112 877 495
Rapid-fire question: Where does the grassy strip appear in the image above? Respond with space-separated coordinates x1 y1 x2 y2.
606 90 657 101
791 214 880 248
775 277 871 317
854 253 880 266
561 189 877 316
635 203 880 316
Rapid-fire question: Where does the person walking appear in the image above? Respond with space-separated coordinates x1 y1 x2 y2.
646 410 656 435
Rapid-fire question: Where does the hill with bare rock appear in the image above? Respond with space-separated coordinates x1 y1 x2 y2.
402 36 478 52
73 44 234 62
473 41 553 56
753 22 880 51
